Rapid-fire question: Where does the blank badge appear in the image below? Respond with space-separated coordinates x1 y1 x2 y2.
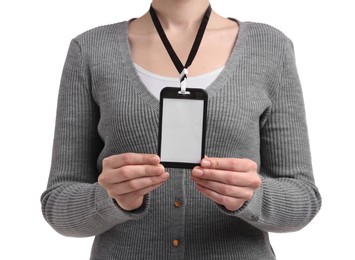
158 87 208 168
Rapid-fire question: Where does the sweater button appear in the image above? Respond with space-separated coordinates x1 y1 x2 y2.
174 200 182 208
172 239 180 248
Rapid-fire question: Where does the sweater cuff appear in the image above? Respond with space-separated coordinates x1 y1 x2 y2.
94 183 150 224
217 176 264 223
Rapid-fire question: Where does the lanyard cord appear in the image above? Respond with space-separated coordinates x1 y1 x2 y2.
149 4 212 83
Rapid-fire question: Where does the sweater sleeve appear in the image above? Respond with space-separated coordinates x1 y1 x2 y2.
40 39 149 237
222 38 322 232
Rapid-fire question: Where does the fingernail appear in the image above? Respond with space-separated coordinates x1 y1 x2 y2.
192 169 203 177
161 172 169 179
150 155 160 164
201 159 211 168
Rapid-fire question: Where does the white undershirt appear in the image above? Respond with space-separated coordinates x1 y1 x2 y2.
134 63 224 100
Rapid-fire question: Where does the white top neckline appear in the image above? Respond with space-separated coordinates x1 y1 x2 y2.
134 63 224 100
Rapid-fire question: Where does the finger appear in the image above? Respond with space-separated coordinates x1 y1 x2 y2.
200 157 257 172
114 181 167 211
192 167 260 187
195 183 245 211
103 153 160 169
99 164 166 185
113 172 169 195
193 178 255 200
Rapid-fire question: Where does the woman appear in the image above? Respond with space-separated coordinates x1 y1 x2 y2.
41 0 322 259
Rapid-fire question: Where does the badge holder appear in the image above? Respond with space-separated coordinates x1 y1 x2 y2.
158 77 208 168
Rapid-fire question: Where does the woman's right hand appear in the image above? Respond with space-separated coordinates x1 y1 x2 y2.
98 153 169 211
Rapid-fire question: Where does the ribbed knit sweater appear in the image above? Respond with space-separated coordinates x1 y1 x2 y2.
41 20 322 260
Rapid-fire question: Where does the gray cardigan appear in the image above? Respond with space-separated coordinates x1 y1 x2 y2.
41 20 322 260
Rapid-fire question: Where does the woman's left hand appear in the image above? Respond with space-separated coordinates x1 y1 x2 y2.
191 157 262 211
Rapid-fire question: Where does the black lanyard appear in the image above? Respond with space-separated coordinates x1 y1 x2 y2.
149 4 212 83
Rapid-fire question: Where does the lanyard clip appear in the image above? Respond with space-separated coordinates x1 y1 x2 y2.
179 68 190 95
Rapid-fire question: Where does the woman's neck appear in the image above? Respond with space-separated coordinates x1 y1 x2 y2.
150 0 211 32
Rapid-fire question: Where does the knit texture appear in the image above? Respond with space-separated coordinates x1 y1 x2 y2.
41 20 322 260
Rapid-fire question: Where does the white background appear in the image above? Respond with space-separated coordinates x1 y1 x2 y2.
1 0 354 259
